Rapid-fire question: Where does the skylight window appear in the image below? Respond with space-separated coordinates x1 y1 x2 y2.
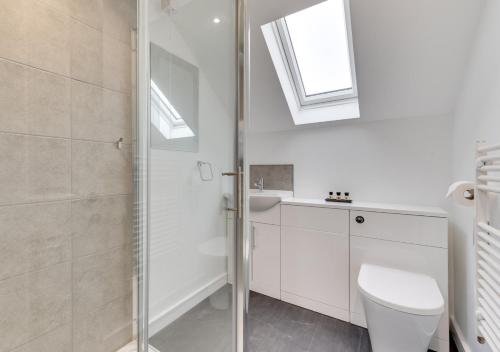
284 0 353 97
262 0 360 125
151 80 195 140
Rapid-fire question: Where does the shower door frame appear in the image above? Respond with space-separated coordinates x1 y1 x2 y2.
135 0 249 351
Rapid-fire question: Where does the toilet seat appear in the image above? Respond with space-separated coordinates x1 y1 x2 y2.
358 264 444 316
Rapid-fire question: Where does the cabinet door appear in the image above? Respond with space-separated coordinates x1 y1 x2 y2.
281 226 349 319
250 222 281 299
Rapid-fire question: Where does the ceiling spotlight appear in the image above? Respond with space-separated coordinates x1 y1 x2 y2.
213 17 221 24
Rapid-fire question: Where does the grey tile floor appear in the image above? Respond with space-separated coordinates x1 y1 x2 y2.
150 288 458 352
248 292 370 352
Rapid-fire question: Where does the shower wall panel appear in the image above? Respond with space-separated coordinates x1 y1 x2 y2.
0 1 137 351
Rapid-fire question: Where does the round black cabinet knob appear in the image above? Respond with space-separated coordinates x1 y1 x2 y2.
355 216 365 224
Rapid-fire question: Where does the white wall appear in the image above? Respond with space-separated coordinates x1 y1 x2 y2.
148 15 235 333
248 115 452 207
450 1 499 351
248 0 483 134
246 0 482 209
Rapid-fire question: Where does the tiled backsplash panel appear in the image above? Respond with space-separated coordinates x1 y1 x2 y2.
250 164 294 191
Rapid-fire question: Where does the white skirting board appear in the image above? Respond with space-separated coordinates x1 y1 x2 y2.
450 316 472 352
149 273 228 336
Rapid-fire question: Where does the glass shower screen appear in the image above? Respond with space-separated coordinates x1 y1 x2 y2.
141 0 242 351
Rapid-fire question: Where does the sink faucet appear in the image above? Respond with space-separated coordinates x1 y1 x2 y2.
254 176 264 192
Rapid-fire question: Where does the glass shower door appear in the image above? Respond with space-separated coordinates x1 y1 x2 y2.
138 0 245 351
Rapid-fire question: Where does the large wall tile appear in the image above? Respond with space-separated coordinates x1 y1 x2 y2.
103 88 132 142
0 201 71 281
71 79 103 136
71 80 132 142
73 294 132 352
0 134 71 205
103 0 136 45
72 247 132 317
38 0 72 15
72 140 132 197
0 0 28 63
0 263 72 351
103 36 132 93
27 2 71 76
72 195 132 258
71 0 103 30
0 59 71 137
0 59 27 133
0 1 71 76
11 324 72 352
71 20 103 86
27 67 72 137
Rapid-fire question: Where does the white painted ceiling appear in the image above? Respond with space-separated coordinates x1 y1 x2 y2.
249 0 485 132
151 0 485 133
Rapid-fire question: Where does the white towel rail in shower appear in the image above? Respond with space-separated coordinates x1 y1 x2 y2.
475 141 500 352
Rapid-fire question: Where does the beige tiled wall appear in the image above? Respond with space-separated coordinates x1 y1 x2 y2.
0 0 136 351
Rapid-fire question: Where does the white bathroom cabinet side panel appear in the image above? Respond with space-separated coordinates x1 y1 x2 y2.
281 226 349 320
350 211 448 248
249 204 281 225
349 236 449 350
250 222 281 299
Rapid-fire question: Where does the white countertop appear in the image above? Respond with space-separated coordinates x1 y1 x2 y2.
280 198 448 218
249 189 294 198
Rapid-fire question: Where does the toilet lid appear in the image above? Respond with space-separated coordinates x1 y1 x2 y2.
358 264 444 316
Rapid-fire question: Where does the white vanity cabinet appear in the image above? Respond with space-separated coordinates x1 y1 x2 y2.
249 197 449 351
249 204 281 299
250 222 281 299
280 205 350 321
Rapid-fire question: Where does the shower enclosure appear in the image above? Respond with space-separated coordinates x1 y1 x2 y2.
0 0 245 351
136 0 247 352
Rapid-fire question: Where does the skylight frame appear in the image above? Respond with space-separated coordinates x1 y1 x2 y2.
150 80 195 139
275 0 358 108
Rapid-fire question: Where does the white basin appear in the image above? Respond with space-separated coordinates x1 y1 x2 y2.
249 195 281 212
249 190 294 212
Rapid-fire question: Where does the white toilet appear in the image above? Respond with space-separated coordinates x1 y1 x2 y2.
358 264 444 352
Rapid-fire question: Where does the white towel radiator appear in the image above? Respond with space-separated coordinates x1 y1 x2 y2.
475 141 500 352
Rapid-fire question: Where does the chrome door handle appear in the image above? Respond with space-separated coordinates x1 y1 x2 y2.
222 171 239 176
252 225 256 249
251 224 255 280
222 167 243 219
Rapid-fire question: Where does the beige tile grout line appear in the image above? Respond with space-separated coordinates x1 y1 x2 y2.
0 193 132 208
3 322 70 352
0 130 134 145
0 56 132 97
0 239 131 285
69 57 75 352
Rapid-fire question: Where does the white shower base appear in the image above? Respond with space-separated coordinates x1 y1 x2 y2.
116 341 160 352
